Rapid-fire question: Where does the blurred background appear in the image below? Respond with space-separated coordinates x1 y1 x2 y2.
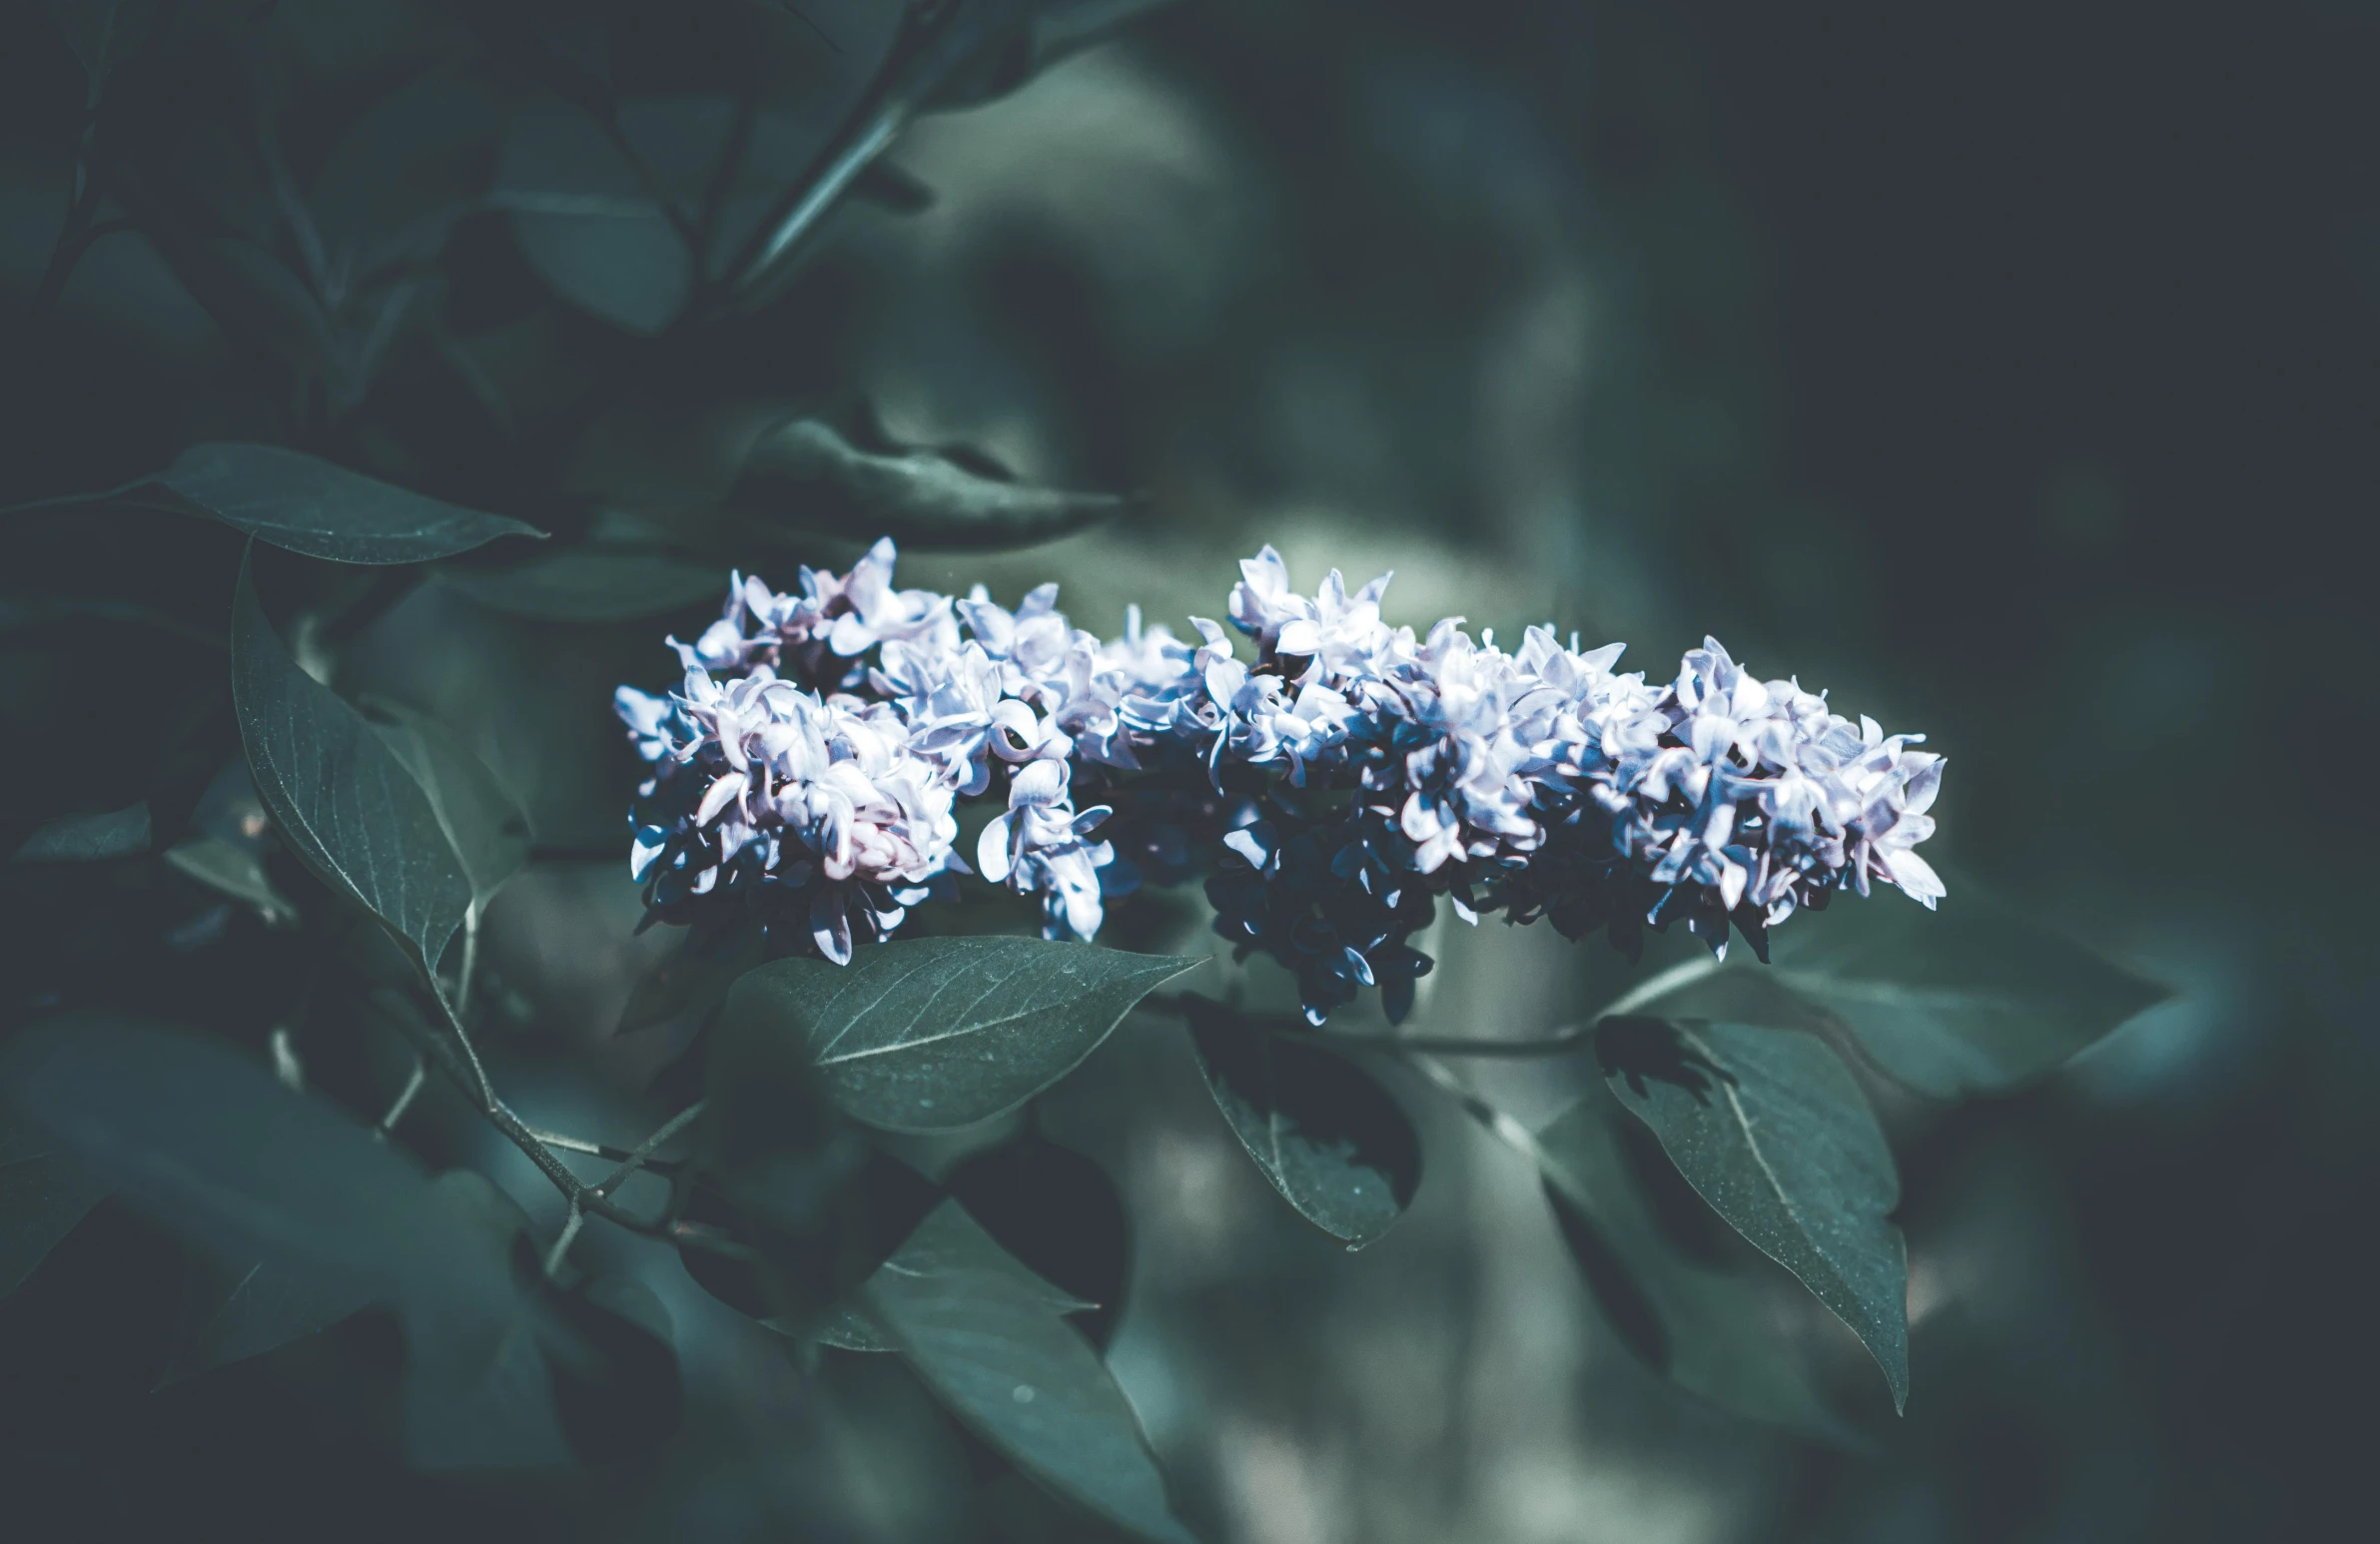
4 1 2376 1540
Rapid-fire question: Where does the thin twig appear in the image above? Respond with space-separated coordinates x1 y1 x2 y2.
383 989 673 1235
378 1057 427 1137
544 1195 585 1277
594 1101 708 1197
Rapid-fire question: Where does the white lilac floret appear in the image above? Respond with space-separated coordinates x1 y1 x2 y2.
615 538 1946 1021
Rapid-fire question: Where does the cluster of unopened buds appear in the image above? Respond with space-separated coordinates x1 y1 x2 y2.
615 538 1946 1024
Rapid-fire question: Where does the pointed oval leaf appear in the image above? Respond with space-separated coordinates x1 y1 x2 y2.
0 1018 510 1321
496 103 694 335
547 1275 685 1462
11 446 544 563
163 833 300 926
1765 884 2170 1098
947 1134 1128 1346
8 446 541 563
232 553 471 973
719 937 1202 1132
10 801 150 862
1532 1088 1866 1442
0 1116 110 1297
158 1254 377 1387
1183 998 1420 1248
359 695 532 915
1596 1016 1910 1411
157 444 545 564
862 1201 1194 1544
738 417 1135 551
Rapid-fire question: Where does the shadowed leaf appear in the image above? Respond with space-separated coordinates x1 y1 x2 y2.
737 416 1137 551
862 1201 1193 1544
0 1116 110 1297
163 833 299 926
158 1254 375 1387
547 1275 684 1462
11 801 150 862
360 695 533 917
9 445 544 564
1184 998 1420 1248
1533 1085 1867 1442
0 1020 513 1328
1765 883 2170 1098
233 551 471 974
1597 1016 1909 1410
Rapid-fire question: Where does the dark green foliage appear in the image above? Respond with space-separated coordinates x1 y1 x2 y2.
1533 1086 1865 1442
0 1114 111 1297
158 1253 378 1389
861 1201 1194 1544
10 800 151 862
946 1133 1131 1346
162 831 300 926
545 1275 686 1463
1627 882 2168 1099
358 695 533 919
0 0 2288 1536
232 553 471 976
0 1019 510 1335
1596 1016 1910 1410
1183 997 1420 1248
734 413 1139 549
718 937 1202 1132
1766 885 2171 1098
14 445 546 564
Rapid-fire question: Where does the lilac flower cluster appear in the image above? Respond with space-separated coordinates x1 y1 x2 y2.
616 538 1945 1020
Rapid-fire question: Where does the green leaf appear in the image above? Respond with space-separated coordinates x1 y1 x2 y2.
0 1115 110 1297
123 229 353 393
163 833 300 926
1596 1017 1909 1410
310 66 506 281
1531 1086 1864 1441
432 548 728 623
1183 999 1420 1248
158 1254 375 1388
10 801 150 862
735 416 1137 552
359 696 532 917
403 1171 576 1470
0 1019 513 1323
862 1201 1193 1544
1762 884 2170 1098
162 445 545 564
495 102 695 335
232 552 472 974
812 1301 899 1352
9 445 546 564
719 938 1202 1132
946 1134 1128 1347
546 1275 684 1462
